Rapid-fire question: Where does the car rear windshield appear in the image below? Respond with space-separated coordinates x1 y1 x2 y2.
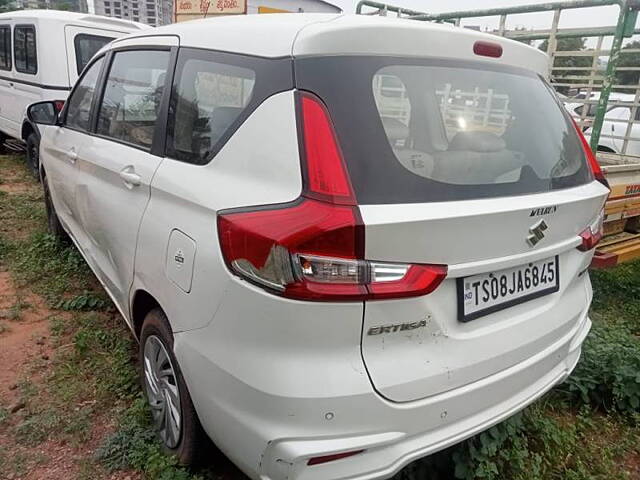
295 57 593 204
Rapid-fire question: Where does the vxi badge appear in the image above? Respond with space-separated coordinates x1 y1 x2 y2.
530 206 557 216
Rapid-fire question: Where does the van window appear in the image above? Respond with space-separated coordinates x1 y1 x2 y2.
14 25 36 74
296 56 592 204
96 49 170 150
0 26 10 71
65 57 105 132
167 51 256 165
74 34 114 74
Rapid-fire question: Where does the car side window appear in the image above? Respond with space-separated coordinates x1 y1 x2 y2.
0 26 11 71
74 34 114 75
65 57 105 132
167 51 256 165
14 25 36 75
96 49 170 150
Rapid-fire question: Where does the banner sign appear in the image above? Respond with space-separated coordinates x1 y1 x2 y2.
175 0 246 22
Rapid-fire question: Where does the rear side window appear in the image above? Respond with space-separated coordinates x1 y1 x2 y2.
97 49 170 150
166 48 294 165
14 25 36 74
0 26 10 71
296 57 592 204
65 57 104 132
74 34 114 74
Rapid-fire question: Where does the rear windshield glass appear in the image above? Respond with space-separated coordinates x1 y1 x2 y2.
296 57 592 204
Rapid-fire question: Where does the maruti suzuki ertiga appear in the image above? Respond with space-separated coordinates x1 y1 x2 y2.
28 13 609 480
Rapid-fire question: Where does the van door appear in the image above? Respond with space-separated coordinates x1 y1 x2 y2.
10 24 39 137
64 26 119 84
73 45 173 314
0 24 14 138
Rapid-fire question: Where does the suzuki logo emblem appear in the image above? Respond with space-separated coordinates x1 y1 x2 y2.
527 219 548 247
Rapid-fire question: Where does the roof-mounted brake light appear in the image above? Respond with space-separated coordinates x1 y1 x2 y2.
473 41 503 58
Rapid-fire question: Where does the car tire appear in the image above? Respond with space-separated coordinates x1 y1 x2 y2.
0 132 8 154
26 132 40 180
43 174 69 243
139 308 208 466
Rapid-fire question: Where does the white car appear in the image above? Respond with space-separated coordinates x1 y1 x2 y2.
584 102 640 156
0 10 148 174
564 93 640 155
28 14 608 480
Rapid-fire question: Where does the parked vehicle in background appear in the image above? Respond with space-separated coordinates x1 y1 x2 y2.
0 10 148 175
29 13 607 480
564 92 634 132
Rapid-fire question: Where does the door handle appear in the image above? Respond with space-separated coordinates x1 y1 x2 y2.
8 82 13 87
119 168 141 187
67 148 78 163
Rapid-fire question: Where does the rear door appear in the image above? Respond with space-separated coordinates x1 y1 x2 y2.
64 26 119 83
607 106 631 153
296 56 609 402
72 40 174 314
0 24 14 137
11 24 41 135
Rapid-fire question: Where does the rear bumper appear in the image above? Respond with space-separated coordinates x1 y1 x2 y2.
175 304 591 480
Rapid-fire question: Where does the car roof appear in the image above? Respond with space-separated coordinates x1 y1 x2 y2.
133 13 548 76
0 9 149 31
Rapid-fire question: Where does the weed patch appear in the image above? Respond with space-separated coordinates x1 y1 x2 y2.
564 321 640 413
97 398 196 480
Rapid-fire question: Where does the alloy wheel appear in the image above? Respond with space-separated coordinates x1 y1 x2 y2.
143 335 182 449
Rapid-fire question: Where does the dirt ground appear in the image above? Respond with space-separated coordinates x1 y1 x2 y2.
0 157 141 480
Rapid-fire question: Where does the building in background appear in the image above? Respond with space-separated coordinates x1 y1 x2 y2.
93 0 171 25
15 0 88 12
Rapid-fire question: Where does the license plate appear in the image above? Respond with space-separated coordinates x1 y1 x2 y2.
457 256 560 322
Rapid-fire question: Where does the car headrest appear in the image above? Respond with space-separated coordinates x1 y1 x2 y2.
381 117 410 142
448 131 506 153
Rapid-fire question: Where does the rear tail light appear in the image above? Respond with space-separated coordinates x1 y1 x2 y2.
571 118 609 188
578 209 604 252
217 92 447 301
307 449 365 466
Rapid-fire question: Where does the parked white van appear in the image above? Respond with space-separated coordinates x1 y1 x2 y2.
0 10 148 174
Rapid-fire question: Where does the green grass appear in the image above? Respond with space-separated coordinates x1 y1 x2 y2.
0 153 639 480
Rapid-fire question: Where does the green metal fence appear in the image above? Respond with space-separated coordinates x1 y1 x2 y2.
356 0 640 158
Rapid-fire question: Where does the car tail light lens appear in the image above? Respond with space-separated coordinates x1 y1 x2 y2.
571 118 609 188
299 92 355 205
307 449 365 466
578 208 604 252
473 41 503 58
217 92 447 301
53 100 65 113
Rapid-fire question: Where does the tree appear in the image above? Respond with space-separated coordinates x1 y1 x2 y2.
0 0 16 13
540 37 591 75
615 40 640 85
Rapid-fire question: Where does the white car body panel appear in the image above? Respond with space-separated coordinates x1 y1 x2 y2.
292 15 548 77
132 91 302 332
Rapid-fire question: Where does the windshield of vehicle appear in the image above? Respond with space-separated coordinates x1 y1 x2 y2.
296 57 593 204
